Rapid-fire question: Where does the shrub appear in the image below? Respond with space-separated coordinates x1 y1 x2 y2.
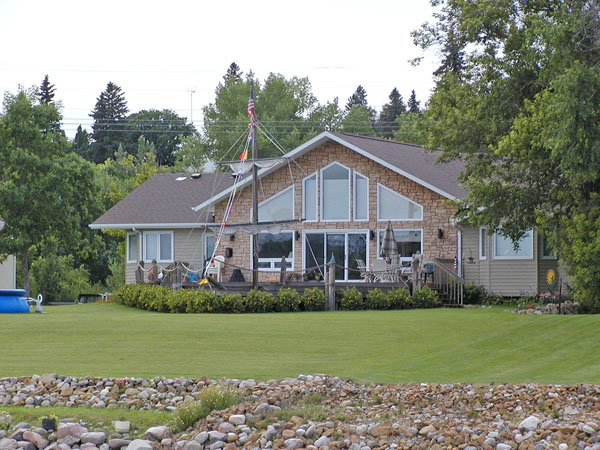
413 285 440 308
463 282 487 305
245 289 275 313
276 288 300 312
365 288 389 310
302 287 327 311
386 288 413 309
338 287 364 310
185 290 215 313
169 385 237 432
215 293 245 313
30 254 92 304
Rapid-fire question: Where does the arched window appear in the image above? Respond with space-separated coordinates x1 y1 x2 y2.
321 162 350 221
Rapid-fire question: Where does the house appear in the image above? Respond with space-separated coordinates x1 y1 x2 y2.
91 131 558 296
0 220 16 289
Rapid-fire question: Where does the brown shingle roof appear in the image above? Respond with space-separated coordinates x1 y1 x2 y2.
91 173 233 228
330 132 467 199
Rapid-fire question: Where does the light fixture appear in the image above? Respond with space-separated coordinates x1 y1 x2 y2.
370 230 375 241
437 228 444 239
229 234 235 241
295 230 300 241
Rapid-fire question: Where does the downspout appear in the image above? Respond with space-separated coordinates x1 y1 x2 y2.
449 218 463 278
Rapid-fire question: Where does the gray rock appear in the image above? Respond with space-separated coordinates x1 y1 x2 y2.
193 432 208 445
534 444 546 450
108 439 131 449
217 423 234 434
144 426 170 441
99 444 110 450
228 415 245 426
80 443 100 450
496 444 511 450
0 439 17 450
22 431 49 449
208 441 224 450
305 424 316 438
81 433 107 446
207 431 226 443
265 425 277 441
125 440 153 450
238 380 256 389
314 436 330 448
254 403 281 415
519 416 541 432
183 441 202 450
583 425 596 435
348 444 360 450
558 444 568 450
407 427 418 436
16 441 35 450
113 422 130 434
13 424 30 431
57 435 80 447
284 438 304 450
484 438 495 446
57 423 87 440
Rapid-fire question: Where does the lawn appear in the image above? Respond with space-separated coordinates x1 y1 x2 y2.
1 303 598 384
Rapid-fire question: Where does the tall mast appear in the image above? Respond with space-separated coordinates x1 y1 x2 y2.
251 89 259 289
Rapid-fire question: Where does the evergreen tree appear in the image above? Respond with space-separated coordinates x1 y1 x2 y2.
345 85 369 112
38 75 56 105
70 125 90 155
376 88 406 138
407 90 420 113
88 82 129 163
224 62 243 83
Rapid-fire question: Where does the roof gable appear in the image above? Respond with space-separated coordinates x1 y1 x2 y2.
192 131 466 212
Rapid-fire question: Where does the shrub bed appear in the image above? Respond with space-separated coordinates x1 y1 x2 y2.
116 284 442 313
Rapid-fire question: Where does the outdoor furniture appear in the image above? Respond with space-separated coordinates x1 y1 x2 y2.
206 255 225 282
372 259 396 282
422 263 434 284
356 259 374 282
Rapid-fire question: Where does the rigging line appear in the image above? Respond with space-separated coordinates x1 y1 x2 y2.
179 127 248 256
257 122 308 177
304 235 325 278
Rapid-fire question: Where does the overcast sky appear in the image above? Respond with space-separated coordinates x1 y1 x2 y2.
0 0 439 138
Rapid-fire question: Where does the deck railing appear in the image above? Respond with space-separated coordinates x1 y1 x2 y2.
429 258 465 306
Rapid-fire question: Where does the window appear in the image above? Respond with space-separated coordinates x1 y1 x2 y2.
540 234 556 259
321 162 350 221
479 227 487 260
377 229 422 264
204 234 215 265
377 184 422 221
353 171 368 221
256 232 293 270
144 231 173 262
127 233 138 263
303 231 367 281
255 186 294 222
302 173 317 221
493 229 533 259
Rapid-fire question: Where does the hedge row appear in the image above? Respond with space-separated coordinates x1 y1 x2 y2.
116 284 440 314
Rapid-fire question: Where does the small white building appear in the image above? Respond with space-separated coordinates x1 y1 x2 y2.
0 220 16 289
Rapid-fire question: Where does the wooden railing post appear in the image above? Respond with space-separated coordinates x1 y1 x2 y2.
326 254 336 311
280 256 287 284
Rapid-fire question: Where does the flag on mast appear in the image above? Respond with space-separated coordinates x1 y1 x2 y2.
247 85 257 124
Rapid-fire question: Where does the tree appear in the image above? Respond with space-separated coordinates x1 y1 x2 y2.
224 62 243 83
340 105 375 136
70 124 90 155
89 82 129 163
124 109 195 166
407 90 420 113
308 97 344 132
345 85 369 112
376 88 406 138
174 134 207 172
202 67 319 162
38 75 56 105
414 0 600 308
0 91 96 294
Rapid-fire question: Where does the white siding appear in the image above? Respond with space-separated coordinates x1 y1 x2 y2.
0 255 16 289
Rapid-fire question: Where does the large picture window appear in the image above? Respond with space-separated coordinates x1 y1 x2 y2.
144 231 173 262
377 229 422 264
302 173 317 221
256 232 293 270
303 231 367 281
321 162 350 221
377 184 422 221
354 171 368 221
493 229 533 259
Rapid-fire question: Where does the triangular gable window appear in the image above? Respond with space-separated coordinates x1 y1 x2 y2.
252 185 294 222
377 184 422 221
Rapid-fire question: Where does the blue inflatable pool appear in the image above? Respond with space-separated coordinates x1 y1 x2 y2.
0 289 30 313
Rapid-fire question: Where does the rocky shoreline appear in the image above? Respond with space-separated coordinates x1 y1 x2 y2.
1 374 599 450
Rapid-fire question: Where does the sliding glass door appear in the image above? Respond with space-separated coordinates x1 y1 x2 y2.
304 231 367 281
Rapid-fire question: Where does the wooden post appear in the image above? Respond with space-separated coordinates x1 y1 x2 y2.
280 256 287 284
327 254 336 311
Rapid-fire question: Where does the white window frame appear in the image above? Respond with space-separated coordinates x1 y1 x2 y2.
126 232 139 263
204 233 215 262
492 229 534 260
353 171 369 222
479 227 487 261
301 229 369 282
302 172 318 222
143 231 174 263
320 161 351 222
540 234 557 260
251 231 295 271
376 183 423 221
375 228 423 265
250 185 295 221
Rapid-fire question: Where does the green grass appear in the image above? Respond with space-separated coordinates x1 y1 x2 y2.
1 303 599 384
0 406 171 437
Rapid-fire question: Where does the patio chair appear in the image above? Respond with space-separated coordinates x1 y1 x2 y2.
422 263 434 284
205 255 225 282
356 259 373 282
372 259 394 282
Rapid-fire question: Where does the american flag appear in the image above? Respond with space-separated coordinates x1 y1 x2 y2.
247 85 257 124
